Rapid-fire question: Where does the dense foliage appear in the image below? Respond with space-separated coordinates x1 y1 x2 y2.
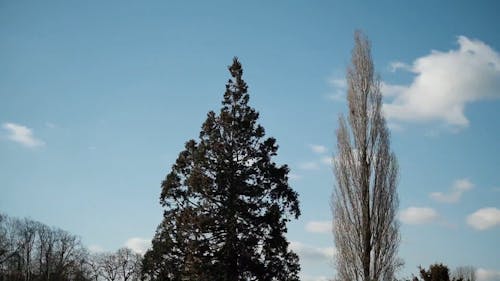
143 58 301 281
410 263 476 281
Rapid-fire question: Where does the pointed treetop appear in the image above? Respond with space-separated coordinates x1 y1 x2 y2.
223 57 249 108
229 57 243 78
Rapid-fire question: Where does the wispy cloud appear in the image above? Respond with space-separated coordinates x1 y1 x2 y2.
466 207 500 230
45 122 56 129
321 156 334 166
399 207 439 225
389 61 412 72
289 241 335 263
310 144 327 154
430 178 474 203
297 144 332 172
329 78 346 89
125 237 151 255
299 161 320 171
288 173 302 181
383 36 500 130
2 122 45 148
305 221 332 234
326 77 347 102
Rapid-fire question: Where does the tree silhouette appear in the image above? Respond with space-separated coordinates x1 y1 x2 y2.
143 58 301 281
419 263 450 281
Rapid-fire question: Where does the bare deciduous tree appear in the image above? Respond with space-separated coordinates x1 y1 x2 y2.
99 252 119 281
0 213 92 281
115 248 141 281
86 253 103 281
35 223 54 281
453 266 476 281
332 31 401 281
91 248 141 281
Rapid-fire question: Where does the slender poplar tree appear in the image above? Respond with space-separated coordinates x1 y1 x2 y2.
332 32 401 281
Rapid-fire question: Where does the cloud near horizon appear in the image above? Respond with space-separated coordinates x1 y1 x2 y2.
2 122 45 148
125 237 151 255
383 36 500 129
477 268 500 281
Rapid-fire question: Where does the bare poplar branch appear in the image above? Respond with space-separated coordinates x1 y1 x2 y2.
332 31 401 281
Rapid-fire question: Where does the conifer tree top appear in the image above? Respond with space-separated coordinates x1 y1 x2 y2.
143 57 301 281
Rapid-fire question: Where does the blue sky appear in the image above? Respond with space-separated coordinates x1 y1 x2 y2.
1 1 499 280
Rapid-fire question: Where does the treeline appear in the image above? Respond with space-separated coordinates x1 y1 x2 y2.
405 263 476 281
0 213 142 281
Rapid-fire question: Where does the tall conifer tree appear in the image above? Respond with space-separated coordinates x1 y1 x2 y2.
143 58 301 281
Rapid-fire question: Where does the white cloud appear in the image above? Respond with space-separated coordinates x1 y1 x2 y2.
125 237 151 255
300 274 332 281
452 178 474 191
310 144 328 154
289 241 335 263
466 207 500 230
2 122 45 148
477 268 500 281
305 221 333 234
383 36 500 129
299 161 320 171
399 207 439 225
430 178 474 203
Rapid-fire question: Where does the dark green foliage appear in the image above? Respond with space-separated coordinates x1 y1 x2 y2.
419 263 450 281
143 58 301 281
412 263 475 281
